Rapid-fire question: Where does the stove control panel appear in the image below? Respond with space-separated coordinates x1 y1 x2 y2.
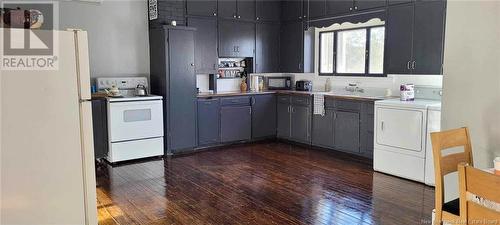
96 77 148 90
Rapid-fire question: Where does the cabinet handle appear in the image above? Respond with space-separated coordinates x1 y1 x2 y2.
249 108 252 115
354 6 358 10
381 121 384 131
190 63 194 66
213 12 217 16
298 63 302 70
237 15 241 19
349 7 353 11
256 17 260 20
233 14 237 18
251 97 256 105
407 61 411 70
287 105 290 113
333 112 337 120
412 61 416 70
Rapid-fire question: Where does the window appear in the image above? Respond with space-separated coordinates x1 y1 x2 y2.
319 26 385 76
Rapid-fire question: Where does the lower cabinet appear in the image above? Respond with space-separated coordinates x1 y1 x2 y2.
251 94 277 139
291 104 311 143
197 98 220 146
92 98 108 159
312 109 334 148
312 98 374 159
276 94 312 144
333 110 360 154
220 105 252 142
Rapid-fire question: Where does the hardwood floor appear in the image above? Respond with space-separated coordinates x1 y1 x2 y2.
96 142 435 225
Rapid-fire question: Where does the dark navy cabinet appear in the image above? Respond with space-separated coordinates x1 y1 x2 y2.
312 109 334 148
150 26 197 155
291 104 311 143
92 98 108 159
256 23 280 73
220 97 252 142
256 0 281 21
277 95 291 138
281 0 304 21
333 110 360 153
197 99 220 146
385 1 445 74
188 17 218 74
280 21 304 73
219 20 256 57
218 0 255 20
360 102 374 158
251 94 277 139
186 0 218 17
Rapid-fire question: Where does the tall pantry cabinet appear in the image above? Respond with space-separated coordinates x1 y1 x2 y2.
149 26 198 155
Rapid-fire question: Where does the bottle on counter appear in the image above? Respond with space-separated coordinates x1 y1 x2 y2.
325 78 332 92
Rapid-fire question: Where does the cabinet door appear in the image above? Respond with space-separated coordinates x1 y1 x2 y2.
385 4 414 74
277 102 291 138
256 23 280 73
218 0 237 18
309 0 326 19
168 29 197 152
186 0 217 17
256 0 281 21
312 109 335 148
221 106 252 142
412 1 445 75
280 21 304 73
334 111 360 153
235 22 256 57
281 0 303 21
251 95 277 139
197 99 220 145
218 20 239 57
376 107 423 152
326 0 354 16
92 99 108 159
291 105 311 143
360 102 374 158
237 0 256 20
355 0 386 11
188 18 218 74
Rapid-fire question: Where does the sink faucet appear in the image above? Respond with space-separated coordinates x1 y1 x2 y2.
345 83 364 93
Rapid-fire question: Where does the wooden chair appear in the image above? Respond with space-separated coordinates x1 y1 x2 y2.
458 163 500 224
431 127 474 225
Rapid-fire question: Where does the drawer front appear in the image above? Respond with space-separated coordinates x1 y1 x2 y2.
220 96 251 106
325 98 335 108
277 95 291 104
291 96 311 106
334 99 361 111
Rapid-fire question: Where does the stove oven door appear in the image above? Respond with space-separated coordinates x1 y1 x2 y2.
108 100 164 142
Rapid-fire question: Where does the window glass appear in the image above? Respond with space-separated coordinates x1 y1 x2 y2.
369 27 385 74
336 29 367 74
320 32 334 74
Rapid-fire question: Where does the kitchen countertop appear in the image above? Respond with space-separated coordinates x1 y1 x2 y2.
197 90 392 101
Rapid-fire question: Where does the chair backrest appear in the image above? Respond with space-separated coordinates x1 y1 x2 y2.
431 127 474 213
458 163 500 224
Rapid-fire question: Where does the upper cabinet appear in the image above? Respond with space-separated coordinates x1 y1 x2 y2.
281 0 304 21
187 17 218 74
308 0 326 19
219 20 255 57
355 0 387 11
256 23 280 73
326 0 354 16
218 0 255 20
388 0 413 6
256 0 281 21
186 0 218 17
385 1 445 75
279 21 314 73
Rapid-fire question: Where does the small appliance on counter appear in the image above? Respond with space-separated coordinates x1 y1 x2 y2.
267 76 292 90
296 80 313 91
400 84 415 101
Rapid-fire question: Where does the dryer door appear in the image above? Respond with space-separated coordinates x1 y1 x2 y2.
376 107 424 152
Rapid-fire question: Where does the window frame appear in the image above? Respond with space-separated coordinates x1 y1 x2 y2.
318 25 386 77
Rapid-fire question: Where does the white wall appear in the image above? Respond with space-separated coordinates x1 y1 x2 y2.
441 0 500 201
59 0 150 78
442 0 500 167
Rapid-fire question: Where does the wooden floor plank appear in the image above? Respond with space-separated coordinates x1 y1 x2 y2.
96 142 434 225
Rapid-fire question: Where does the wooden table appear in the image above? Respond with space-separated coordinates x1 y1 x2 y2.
469 168 500 212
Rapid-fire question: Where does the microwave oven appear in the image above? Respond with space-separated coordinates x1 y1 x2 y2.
267 77 292 90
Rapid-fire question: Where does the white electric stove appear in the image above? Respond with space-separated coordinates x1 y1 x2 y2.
96 77 164 163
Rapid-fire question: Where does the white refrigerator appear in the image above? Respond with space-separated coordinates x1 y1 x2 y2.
0 29 97 224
